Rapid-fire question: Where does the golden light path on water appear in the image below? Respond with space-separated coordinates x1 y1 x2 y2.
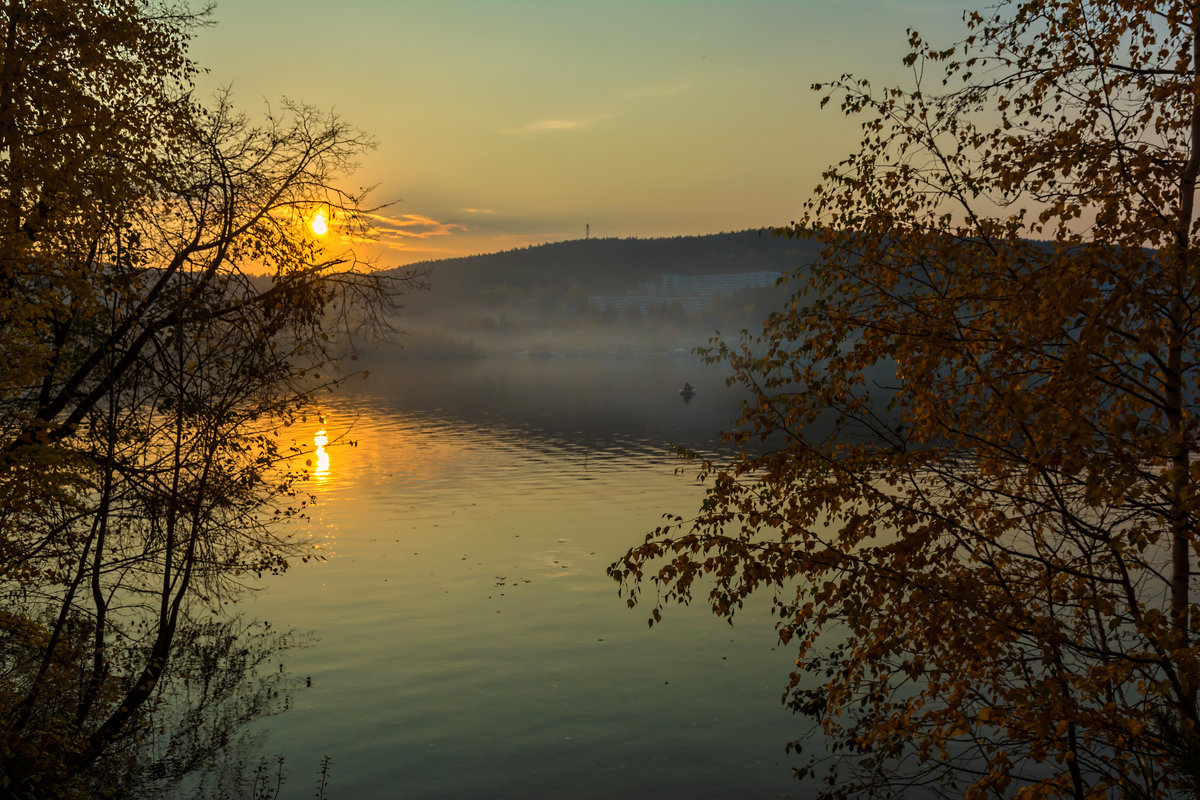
252 359 806 800
312 429 330 479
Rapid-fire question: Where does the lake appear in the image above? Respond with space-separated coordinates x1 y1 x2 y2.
239 355 810 799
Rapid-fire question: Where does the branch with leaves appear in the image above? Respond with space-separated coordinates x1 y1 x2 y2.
612 2 1200 798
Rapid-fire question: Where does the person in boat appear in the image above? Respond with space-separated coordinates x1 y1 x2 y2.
680 381 695 395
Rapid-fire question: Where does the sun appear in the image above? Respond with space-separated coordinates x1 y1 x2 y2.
310 210 328 236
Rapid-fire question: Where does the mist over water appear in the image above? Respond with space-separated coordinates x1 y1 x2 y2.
241 355 809 799
355 355 746 450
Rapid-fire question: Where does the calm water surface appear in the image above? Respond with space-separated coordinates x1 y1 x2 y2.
245 357 809 799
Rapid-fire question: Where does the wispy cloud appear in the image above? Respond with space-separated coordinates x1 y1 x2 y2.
624 81 690 99
501 114 610 135
461 207 496 215
369 212 464 239
340 213 469 254
500 81 686 136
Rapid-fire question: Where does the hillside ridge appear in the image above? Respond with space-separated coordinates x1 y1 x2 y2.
386 230 821 300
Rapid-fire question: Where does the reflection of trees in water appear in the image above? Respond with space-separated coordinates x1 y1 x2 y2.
135 618 312 800
1 612 312 799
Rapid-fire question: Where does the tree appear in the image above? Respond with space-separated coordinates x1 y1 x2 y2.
611 1 1200 797
0 2 414 795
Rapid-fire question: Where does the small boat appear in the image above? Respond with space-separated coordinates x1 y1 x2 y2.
679 382 696 398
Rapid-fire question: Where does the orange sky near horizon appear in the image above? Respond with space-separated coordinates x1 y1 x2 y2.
192 1 971 268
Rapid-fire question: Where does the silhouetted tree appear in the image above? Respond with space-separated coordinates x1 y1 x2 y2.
613 1 1200 797
0 2 414 795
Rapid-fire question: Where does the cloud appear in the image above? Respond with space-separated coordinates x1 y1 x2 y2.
624 81 690 99
501 114 609 135
346 213 468 249
498 83 686 136
461 207 496 215
364 212 463 241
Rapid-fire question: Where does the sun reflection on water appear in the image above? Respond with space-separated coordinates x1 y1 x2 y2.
313 429 330 479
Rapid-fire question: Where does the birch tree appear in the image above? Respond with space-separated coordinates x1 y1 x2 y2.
613 2 1200 797
0 2 413 795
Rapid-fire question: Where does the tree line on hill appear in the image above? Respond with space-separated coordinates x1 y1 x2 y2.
377 232 815 358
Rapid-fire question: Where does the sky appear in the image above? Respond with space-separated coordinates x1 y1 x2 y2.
190 1 971 267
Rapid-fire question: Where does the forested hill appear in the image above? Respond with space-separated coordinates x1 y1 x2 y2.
373 230 823 358
391 230 821 305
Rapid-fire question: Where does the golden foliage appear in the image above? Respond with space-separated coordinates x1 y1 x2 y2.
613 1 1200 797
0 1 416 794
